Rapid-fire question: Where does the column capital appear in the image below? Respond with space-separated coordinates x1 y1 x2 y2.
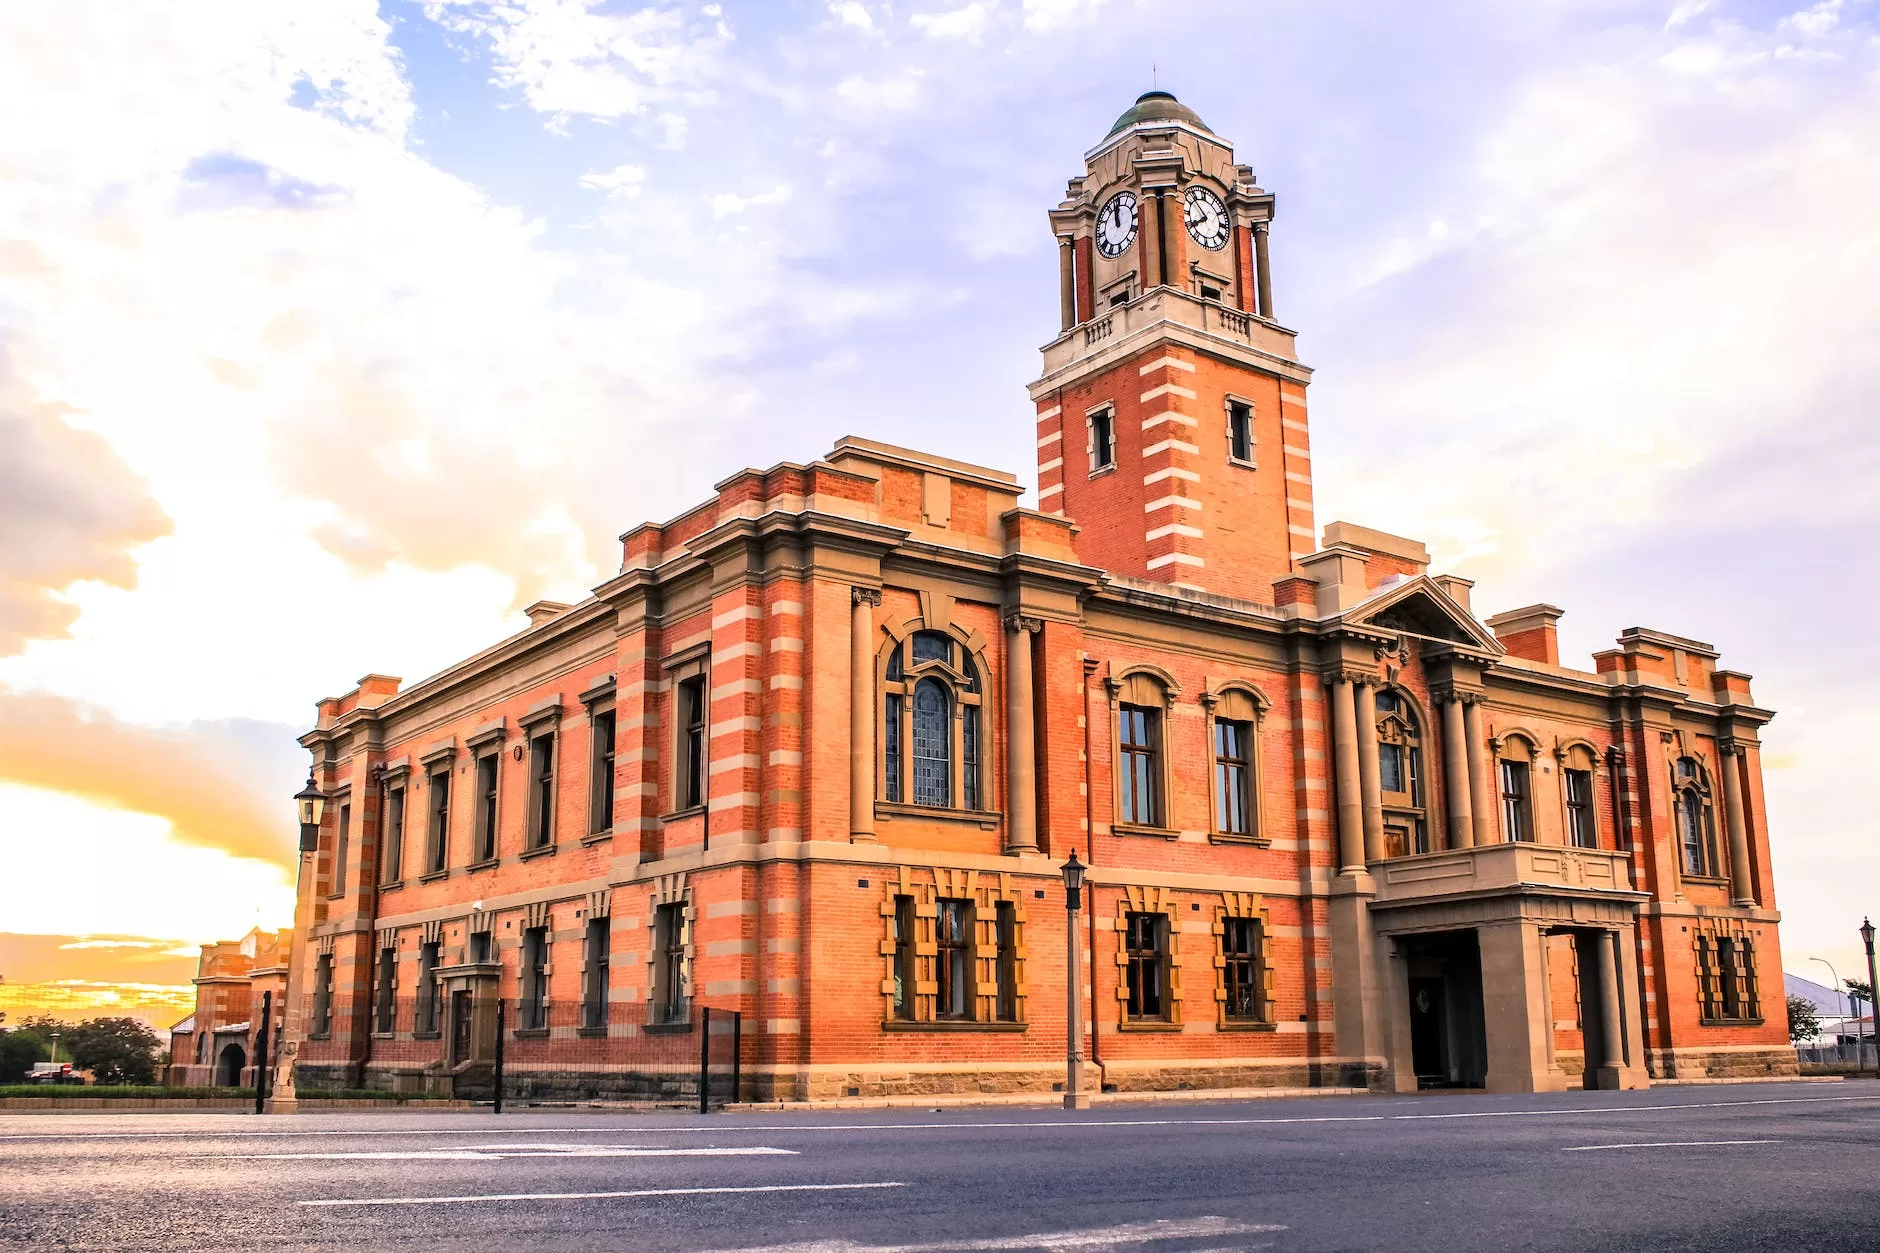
1003 612 1044 635
1716 736 1748 760
851 586 882 608
1322 661 1379 687
1429 682 1481 706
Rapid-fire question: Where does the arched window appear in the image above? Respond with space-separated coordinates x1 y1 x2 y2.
1560 743 1600 849
1375 689 1428 856
1108 667 1177 829
881 627 986 811
1678 774 1719 877
1497 734 1537 843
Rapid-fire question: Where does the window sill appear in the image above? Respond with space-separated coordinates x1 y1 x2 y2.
1208 833 1270 847
1217 1019 1278 1032
576 1025 609 1039
582 829 614 845
1088 464 1117 480
882 1020 1026 1033
1226 456 1257 471
1117 1020 1183 1032
307 1032 331 1042
378 880 404 893
1113 821 1178 841
519 843 556 862
644 1021 693 1035
511 1028 549 1040
1683 875 1731 887
419 869 449 884
876 801 999 830
413 1031 441 1041
324 892 347 901
464 858 499 874
370 1031 396 1040
660 804 707 824
1699 1017 1765 1028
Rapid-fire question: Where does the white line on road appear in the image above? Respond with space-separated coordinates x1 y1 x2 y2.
205 1145 797 1161
706 1216 1288 1251
7 1093 1873 1141
300 1181 907 1207
1562 1139 1781 1152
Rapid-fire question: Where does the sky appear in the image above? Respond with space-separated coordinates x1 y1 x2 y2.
0 0 1876 1008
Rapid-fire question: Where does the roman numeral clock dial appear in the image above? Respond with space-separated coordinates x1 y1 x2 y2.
1095 191 1138 258
1183 186 1230 251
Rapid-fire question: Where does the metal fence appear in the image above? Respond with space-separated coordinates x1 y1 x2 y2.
1796 1040 1877 1068
330 996 743 1109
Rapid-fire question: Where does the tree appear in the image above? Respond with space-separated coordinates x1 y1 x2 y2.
1787 995 1823 1044
1845 979 1875 1008
62 1018 162 1085
0 1030 48 1083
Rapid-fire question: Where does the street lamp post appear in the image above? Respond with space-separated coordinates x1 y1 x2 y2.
1060 852 1091 1111
266 775 326 1114
1811 956 1846 1058
1862 919 1878 1076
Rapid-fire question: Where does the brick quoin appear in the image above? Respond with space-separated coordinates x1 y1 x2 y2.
281 92 1793 1102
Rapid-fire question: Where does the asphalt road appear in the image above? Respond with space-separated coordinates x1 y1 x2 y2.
3 1081 1878 1252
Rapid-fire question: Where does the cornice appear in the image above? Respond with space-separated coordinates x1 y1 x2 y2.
1028 310 1311 398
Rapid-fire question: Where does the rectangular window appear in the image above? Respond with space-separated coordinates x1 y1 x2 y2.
1565 768 1596 848
427 770 450 873
1696 937 1721 1020
1090 408 1116 471
1227 400 1254 464
995 901 1018 1023
1379 743 1405 794
1717 937 1741 1020
1119 704 1160 826
891 895 915 1021
679 675 706 811
468 929 492 964
589 711 616 834
332 801 351 896
527 732 555 849
1499 760 1532 842
520 926 549 1031
884 693 903 803
1222 917 1264 1022
654 903 687 1024
936 899 973 1021
375 945 396 1034
311 954 333 1036
1214 718 1251 835
1200 283 1223 302
1125 912 1168 1020
381 787 405 884
962 705 981 810
417 941 440 1034
473 753 500 862
582 918 610 1030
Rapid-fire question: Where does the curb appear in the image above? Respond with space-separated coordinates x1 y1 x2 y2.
724 1086 1370 1112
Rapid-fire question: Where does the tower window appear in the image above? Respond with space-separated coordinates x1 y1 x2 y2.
1088 408 1116 472
1200 284 1222 302
1226 399 1254 465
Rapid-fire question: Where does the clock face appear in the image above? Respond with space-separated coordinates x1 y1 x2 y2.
1183 186 1230 251
1095 191 1138 258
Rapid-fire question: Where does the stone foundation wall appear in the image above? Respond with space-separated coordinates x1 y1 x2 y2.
1647 1047 1800 1080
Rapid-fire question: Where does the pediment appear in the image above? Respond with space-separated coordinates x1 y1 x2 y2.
1346 578 1502 653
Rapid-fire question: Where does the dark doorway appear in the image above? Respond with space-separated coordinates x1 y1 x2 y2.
215 1042 246 1087
1572 930 1614 1089
449 991 473 1064
1398 930 1488 1088
1409 977 1447 1084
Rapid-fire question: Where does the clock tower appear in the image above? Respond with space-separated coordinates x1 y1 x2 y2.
1028 91 1313 603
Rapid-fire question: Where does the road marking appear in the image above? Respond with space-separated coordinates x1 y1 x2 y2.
707 1216 1287 1251
1562 1139 1780 1152
7 1093 1872 1142
300 1181 907 1207
205 1144 796 1161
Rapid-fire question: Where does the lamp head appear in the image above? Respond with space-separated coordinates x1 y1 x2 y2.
294 776 325 852
1863 917 1876 949
1059 850 1085 911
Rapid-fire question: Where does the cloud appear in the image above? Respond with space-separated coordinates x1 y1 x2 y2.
910 2 995 42
827 1 878 33
579 161 647 197
0 691 304 867
0 357 170 658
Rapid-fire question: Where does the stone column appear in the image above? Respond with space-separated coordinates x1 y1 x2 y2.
849 588 880 843
1463 697 1494 848
1330 675 1365 872
1440 694 1473 851
1355 680 1384 863
1476 921 1567 1093
1252 221 1273 319
1719 741 1754 906
1594 929 1627 1090
1057 236 1076 331
1004 614 1041 854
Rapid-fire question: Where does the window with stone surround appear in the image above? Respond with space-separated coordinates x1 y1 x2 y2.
1221 918 1265 1022
891 895 915 1021
1204 682 1268 843
588 710 616 835
416 941 441 1035
381 785 405 885
426 768 450 874
1087 404 1116 472
1696 932 1761 1024
374 943 396 1034
525 730 556 850
936 899 973 1021
678 675 706 811
1565 767 1596 848
310 953 333 1038
330 799 351 898
1376 688 1429 856
472 751 500 863
582 917 610 1031
995 902 1018 1023
1225 396 1255 467
1497 735 1537 843
879 627 988 814
1108 668 1178 833
519 925 550 1031
1675 756 1722 878
1124 912 1170 1021
653 903 687 1024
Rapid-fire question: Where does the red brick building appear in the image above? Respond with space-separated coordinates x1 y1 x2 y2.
167 927 289 1089
280 93 1795 1101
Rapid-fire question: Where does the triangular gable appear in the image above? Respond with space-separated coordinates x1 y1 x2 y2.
1344 576 1503 653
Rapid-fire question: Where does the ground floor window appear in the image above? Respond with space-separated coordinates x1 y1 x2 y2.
1221 918 1265 1022
1125 912 1169 1020
1697 934 1760 1023
936 898 973 1020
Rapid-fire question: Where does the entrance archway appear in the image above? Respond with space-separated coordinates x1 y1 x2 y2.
215 1042 246 1087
